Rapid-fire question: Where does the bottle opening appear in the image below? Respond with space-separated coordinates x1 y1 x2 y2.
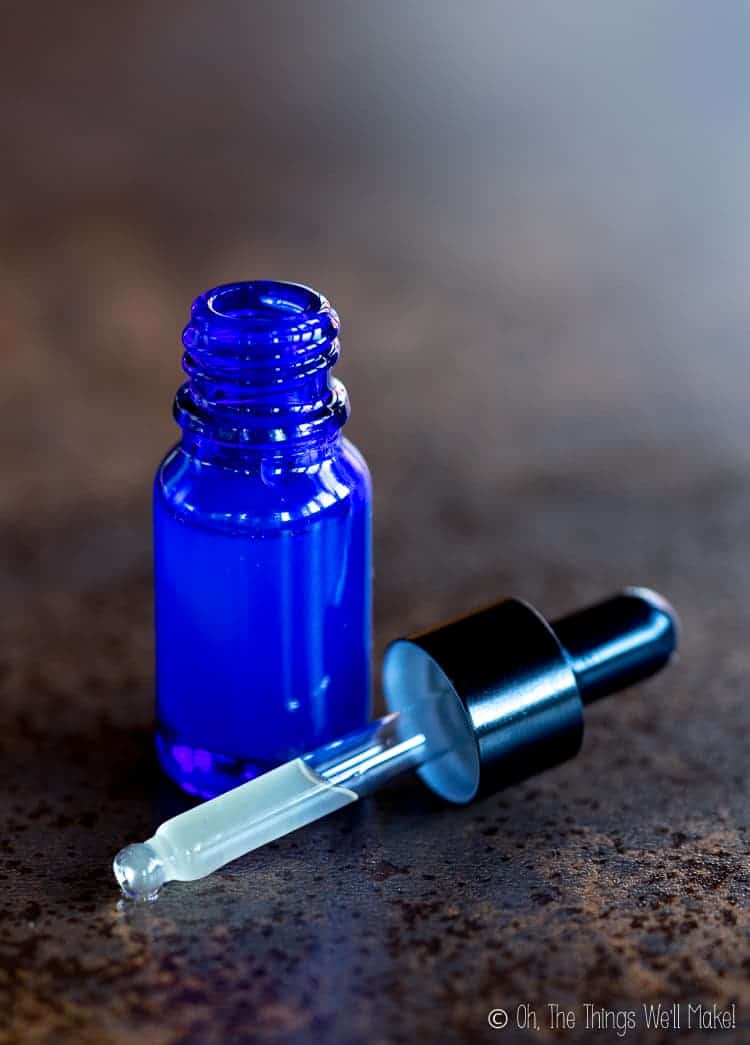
206 281 323 323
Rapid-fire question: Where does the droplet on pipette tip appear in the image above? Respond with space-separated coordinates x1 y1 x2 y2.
113 843 167 901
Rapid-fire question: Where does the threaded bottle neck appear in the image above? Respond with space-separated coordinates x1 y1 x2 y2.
175 281 349 452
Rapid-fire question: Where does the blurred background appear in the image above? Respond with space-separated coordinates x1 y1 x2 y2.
4 0 750 617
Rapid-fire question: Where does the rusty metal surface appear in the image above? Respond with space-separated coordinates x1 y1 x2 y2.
3 478 749 1044
3 5 750 1043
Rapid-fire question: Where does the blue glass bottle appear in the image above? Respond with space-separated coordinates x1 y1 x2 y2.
154 281 372 798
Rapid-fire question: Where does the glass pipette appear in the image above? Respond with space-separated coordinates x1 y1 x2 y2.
114 703 449 901
114 588 678 901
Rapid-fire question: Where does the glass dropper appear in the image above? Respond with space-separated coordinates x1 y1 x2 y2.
114 588 678 901
114 703 449 901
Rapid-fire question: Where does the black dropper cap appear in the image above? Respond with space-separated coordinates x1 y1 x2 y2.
382 588 678 804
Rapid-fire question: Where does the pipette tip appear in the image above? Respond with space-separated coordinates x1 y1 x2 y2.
113 842 168 901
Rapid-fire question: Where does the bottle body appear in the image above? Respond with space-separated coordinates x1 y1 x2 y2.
154 282 372 797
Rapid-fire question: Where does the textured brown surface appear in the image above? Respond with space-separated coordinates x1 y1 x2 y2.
4 483 750 1045
3 5 750 1044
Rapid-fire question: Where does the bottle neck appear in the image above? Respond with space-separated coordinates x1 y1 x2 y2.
174 281 350 455
179 429 343 470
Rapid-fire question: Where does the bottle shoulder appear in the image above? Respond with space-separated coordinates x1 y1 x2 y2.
155 438 371 534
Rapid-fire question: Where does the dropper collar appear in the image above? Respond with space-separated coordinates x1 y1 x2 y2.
383 589 678 804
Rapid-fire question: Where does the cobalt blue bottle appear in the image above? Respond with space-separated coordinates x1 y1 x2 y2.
154 281 372 798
